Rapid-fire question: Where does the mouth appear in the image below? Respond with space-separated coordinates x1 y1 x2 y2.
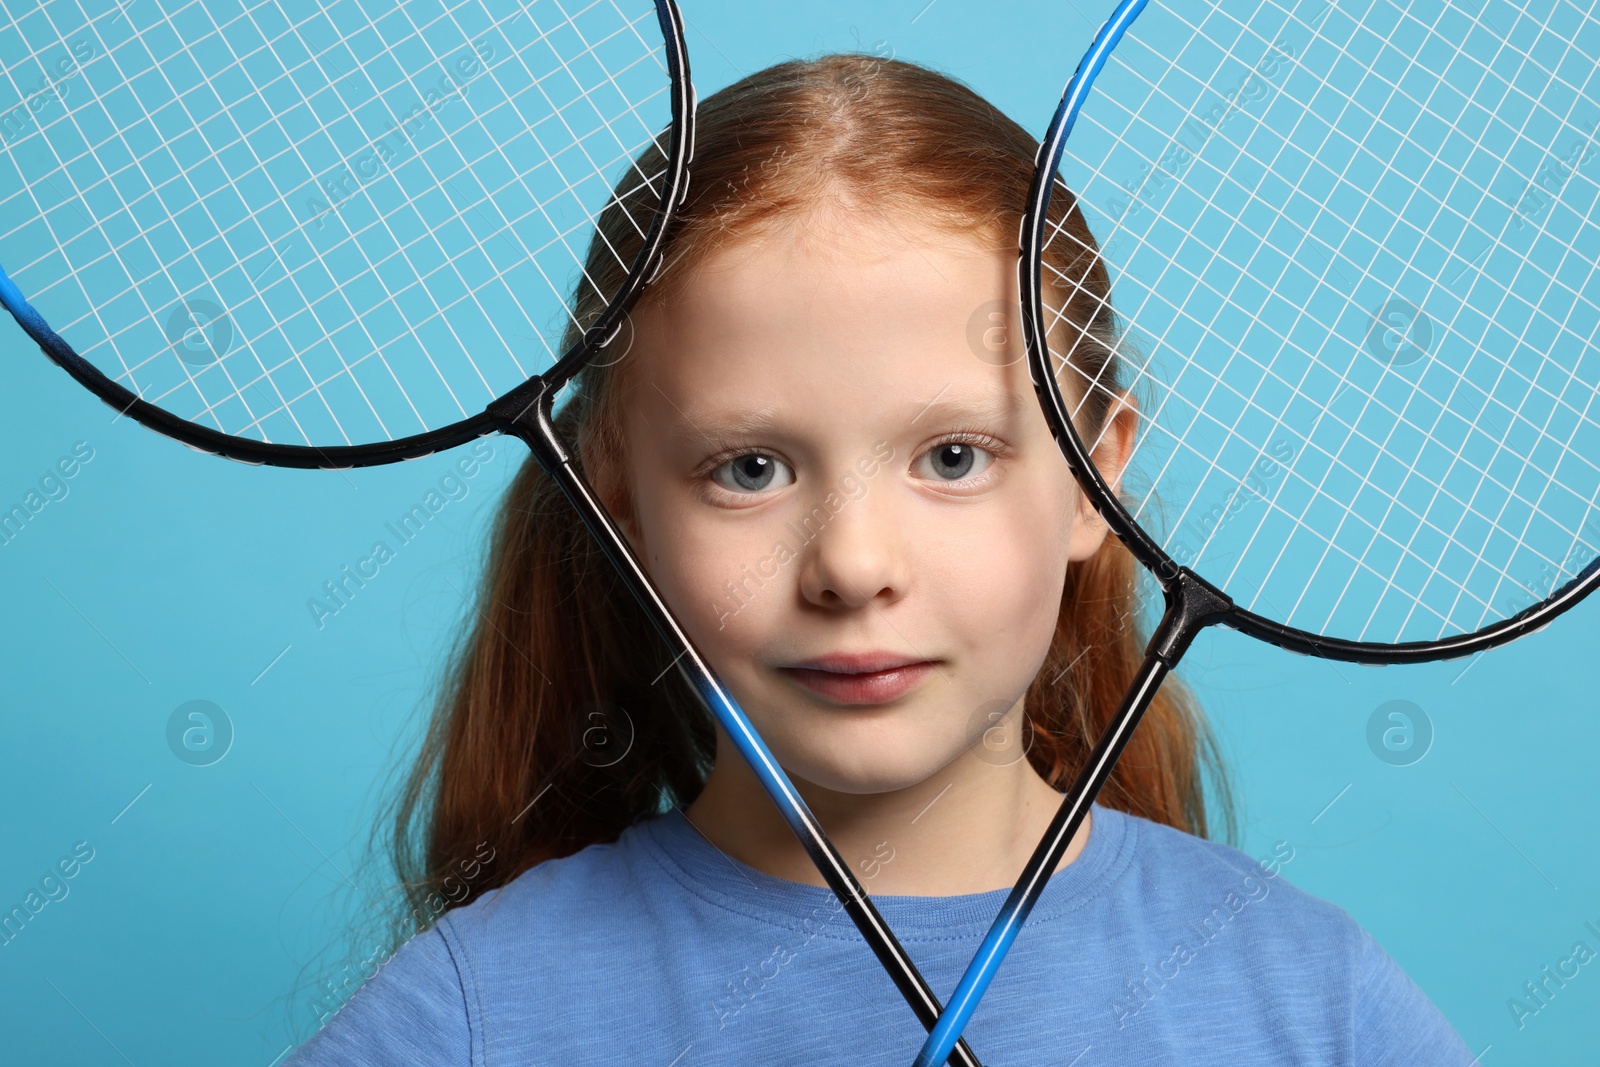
778 652 938 705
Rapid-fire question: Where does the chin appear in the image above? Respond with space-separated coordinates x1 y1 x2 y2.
781 738 955 797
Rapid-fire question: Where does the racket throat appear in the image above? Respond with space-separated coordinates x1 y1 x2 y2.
1146 566 1233 665
486 377 568 464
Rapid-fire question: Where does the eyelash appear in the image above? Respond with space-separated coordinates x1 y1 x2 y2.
916 430 1009 490
698 430 1011 498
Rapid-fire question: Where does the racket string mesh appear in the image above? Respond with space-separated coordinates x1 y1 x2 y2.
1042 0 1600 644
0 0 673 446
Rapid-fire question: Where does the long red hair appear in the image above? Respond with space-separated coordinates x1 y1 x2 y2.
381 53 1234 943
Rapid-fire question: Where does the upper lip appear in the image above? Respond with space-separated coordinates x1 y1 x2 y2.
783 652 933 674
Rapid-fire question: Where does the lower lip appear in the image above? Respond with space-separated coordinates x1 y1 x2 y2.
782 663 936 705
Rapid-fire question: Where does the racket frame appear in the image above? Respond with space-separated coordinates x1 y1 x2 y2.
1018 0 1600 668
912 0 1600 1060
0 3 990 1061
0 0 701 472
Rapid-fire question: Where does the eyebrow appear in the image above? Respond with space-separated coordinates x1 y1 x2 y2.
666 386 1024 446
906 385 1025 427
661 402 782 450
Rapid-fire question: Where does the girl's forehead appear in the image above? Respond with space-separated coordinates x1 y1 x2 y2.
640 244 1004 377
637 212 1014 370
699 201 1005 278
618 218 1032 439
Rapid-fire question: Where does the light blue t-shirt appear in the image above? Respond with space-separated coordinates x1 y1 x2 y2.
285 803 1474 1065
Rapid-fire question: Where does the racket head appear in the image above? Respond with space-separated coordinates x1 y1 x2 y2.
0 0 692 468
1021 0 1600 661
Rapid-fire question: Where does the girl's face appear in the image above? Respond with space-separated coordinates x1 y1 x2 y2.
606 203 1122 796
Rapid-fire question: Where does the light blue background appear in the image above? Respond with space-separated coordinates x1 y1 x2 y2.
2 1 1597 1064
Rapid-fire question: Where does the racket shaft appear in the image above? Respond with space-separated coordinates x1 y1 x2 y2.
492 391 986 1067
913 649 1173 1066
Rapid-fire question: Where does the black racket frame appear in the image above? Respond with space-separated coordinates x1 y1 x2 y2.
3 1 995 1062
993 42 1600 1012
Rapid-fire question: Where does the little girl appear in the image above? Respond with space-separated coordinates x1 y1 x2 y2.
286 54 1475 1065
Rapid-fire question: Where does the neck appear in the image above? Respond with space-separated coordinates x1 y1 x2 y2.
681 725 1091 896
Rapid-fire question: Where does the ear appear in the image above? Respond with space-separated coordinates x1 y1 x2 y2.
1065 392 1138 562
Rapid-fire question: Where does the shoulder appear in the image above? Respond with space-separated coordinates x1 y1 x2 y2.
283 924 473 1067
1110 807 1337 940
439 822 653 954
1103 808 1473 1062
283 822 657 1066
1107 809 1362 1005
1347 921 1478 1064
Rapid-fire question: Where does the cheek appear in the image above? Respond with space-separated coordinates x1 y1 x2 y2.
625 472 786 662
992 503 1070 636
914 484 1074 660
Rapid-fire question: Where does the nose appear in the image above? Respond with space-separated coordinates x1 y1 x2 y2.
795 477 912 611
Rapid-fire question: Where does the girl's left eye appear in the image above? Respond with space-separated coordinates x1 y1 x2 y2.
914 439 996 482
710 452 795 494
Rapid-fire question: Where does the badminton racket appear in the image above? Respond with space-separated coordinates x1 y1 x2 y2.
0 1 985 1062
914 0 1600 1061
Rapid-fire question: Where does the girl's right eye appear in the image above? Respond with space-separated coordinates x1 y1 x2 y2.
709 452 795 494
